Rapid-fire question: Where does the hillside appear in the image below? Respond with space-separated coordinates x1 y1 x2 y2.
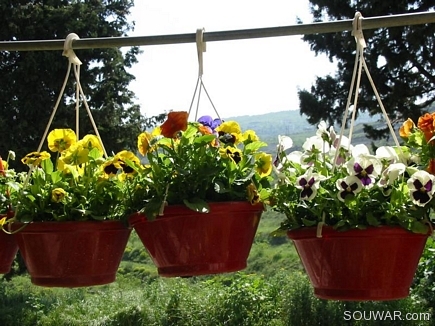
224 109 387 153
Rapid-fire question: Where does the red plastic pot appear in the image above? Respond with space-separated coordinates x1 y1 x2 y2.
0 215 19 274
129 202 263 277
0 213 19 274
287 226 429 301
13 220 131 287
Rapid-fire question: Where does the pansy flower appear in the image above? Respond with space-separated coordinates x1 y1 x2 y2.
407 170 435 207
51 188 67 203
137 131 154 156
219 146 242 164
242 130 259 143
247 183 260 205
378 163 406 188
346 154 382 188
255 152 272 177
296 169 326 201
61 143 90 166
114 150 140 176
47 129 77 153
21 151 51 166
81 135 103 154
399 118 416 138
274 135 293 167
216 121 242 145
417 112 435 143
197 115 222 132
160 111 189 138
336 176 363 202
302 135 329 154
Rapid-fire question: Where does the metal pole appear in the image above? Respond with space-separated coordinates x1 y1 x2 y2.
0 11 434 51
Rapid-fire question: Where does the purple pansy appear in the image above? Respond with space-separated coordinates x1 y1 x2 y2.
336 176 363 202
346 155 382 188
197 115 222 132
407 170 435 207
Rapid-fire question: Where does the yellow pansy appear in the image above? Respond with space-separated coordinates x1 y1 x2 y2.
137 132 154 156
219 146 242 164
62 143 89 166
247 183 260 205
21 151 51 166
256 152 273 177
115 150 140 176
51 188 67 203
215 121 243 145
399 118 416 138
81 134 104 155
242 130 259 143
47 129 77 153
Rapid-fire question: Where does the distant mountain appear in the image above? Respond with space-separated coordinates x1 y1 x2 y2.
224 109 386 154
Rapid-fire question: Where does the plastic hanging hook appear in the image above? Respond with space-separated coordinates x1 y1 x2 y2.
351 12 366 49
196 28 206 77
62 33 82 65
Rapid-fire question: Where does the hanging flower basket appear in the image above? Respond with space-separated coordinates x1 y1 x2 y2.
287 226 429 301
12 220 131 287
0 214 18 274
129 202 263 277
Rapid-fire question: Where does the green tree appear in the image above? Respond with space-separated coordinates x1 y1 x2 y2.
0 0 164 166
298 1 435 140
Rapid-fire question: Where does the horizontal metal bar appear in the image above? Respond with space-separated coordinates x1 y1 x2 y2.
0 11 434 52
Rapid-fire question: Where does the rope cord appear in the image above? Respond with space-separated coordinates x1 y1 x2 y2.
187 29 222 122
333 12 403 172
3 33 109 234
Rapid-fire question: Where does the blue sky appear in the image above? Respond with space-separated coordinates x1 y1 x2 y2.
127 0 336 119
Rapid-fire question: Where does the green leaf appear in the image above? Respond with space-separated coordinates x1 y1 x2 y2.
88 148 101 160
50 171 63 184
183 198 210 213
410 221 429 234
41 158 53 174
193 134 216 145
366 213 380 227
301 218 317 226
244 141 267 153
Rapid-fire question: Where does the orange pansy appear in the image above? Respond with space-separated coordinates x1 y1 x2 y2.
160 111 189 138
418 113 435 142
399 118 415 138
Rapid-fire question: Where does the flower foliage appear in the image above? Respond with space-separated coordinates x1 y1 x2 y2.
0 151 20 225
270 119 435 234
129 111 272 219
15 129 139 222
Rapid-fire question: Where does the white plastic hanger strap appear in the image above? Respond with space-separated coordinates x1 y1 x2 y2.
196 28 206 77
187 28 221 122
62 33 82 65
37 33 108 157
333 12 401 171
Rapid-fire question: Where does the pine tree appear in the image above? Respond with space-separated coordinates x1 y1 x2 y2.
0 0 164 166
298 0 435 140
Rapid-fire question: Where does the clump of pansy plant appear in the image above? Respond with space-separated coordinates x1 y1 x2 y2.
0 151 21 226
14 128 139 222
269 119 435 234
129 111 272 219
